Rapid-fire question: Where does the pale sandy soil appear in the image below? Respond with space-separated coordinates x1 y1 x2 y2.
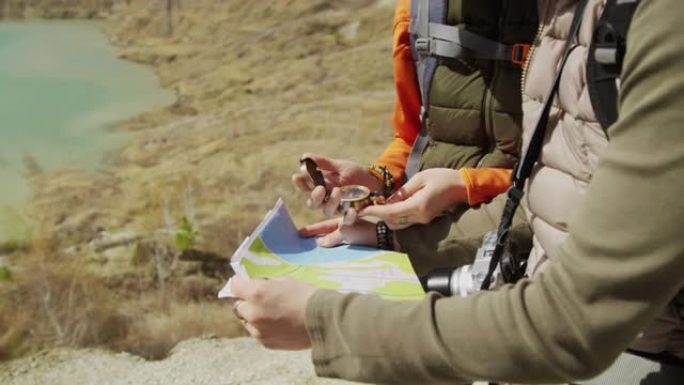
0 337 490 385
0 337 362 385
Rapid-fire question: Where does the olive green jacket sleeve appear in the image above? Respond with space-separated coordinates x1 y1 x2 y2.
304 1 684 383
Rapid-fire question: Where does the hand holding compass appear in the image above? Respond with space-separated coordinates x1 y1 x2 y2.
298 157 385 218
299 157 330 201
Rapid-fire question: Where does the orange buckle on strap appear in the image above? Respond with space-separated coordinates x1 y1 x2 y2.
512 43 531 67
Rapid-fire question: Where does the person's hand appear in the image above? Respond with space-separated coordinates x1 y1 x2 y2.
231 276 317 350
299 217 377 248
359 168 467 230
292 153 381 217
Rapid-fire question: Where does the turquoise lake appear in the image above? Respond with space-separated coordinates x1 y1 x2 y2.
0 21 175 241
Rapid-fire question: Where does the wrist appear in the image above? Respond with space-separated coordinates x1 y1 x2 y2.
451 169 468 203
368 164 395 198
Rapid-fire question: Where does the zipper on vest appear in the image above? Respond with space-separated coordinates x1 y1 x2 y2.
521 0 555 96
520 22 544 95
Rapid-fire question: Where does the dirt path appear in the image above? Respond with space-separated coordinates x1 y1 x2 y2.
0 337 360 385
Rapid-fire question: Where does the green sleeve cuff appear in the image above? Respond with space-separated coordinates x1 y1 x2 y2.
305 289 345 377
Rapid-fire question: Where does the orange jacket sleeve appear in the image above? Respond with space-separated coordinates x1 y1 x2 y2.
460 168 512 206
373 0 421 183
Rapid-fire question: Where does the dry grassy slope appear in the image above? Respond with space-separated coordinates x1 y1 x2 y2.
31 0 397 265
1 0 398 363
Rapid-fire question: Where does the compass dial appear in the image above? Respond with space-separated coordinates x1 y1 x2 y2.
339 185 372 212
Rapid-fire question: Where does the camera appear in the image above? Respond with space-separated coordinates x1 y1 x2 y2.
425 231 527 297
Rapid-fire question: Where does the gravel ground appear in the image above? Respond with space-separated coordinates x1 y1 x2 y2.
0 337 491 385
0 337 362 385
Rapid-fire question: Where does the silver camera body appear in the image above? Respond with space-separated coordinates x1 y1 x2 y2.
425 230 514 297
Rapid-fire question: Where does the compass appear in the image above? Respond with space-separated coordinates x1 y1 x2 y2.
339 185 373 212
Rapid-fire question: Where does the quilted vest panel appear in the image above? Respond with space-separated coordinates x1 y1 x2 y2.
418 0 539 171
523 0 683 358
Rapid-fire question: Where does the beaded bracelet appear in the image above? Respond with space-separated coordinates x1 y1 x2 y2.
376 221 394 250
368 164 395 198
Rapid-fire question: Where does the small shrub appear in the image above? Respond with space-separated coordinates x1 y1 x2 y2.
0 266 11 281
175 216 199 252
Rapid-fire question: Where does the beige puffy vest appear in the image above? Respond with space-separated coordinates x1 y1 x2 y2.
523 0 683 359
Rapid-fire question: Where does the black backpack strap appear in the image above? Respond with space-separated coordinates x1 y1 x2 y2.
405 0 447 181
587 0 639 133
480 0 591 290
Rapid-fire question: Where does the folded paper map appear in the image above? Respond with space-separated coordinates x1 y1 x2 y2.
218 199 425 300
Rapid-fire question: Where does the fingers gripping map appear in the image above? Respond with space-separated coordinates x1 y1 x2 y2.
219 199 425 300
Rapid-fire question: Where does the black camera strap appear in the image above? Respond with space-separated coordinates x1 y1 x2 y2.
480 0 590 290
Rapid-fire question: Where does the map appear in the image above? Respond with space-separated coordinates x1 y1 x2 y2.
218 199 425 300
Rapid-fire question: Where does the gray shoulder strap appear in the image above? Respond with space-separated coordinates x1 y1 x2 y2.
409 3 529 64
425 23 524 62
405 0 446 181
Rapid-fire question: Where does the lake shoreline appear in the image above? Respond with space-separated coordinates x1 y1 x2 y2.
0 19 175 242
